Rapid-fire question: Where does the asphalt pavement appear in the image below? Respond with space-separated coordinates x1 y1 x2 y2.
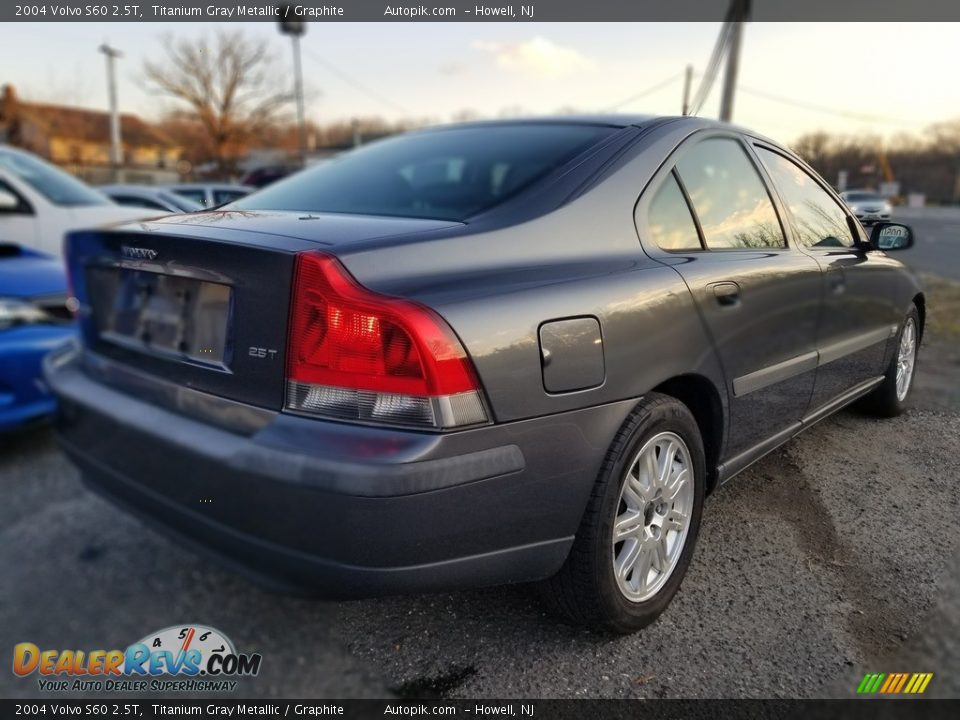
895 207 960 281
3 378 958 699
2 210 959 700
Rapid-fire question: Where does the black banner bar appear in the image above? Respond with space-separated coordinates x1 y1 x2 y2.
4 0 960 22
2 699 959 719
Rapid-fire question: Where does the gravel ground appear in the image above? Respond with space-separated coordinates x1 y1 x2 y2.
1 282 958 700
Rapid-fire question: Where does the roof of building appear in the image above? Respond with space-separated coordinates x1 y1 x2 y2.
1 84 175 148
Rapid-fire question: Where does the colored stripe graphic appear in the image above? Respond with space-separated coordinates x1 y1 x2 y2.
857 672 933 694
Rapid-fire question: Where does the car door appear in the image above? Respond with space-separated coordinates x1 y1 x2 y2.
753 145 901 412
636 133 824 462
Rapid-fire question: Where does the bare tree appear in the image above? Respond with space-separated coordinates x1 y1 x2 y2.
144 31 293 176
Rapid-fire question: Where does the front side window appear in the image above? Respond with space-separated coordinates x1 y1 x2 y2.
757 148 855 248
646 173 701 251
675 138 785 250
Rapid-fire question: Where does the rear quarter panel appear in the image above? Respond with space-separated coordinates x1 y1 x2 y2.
335 121 728 425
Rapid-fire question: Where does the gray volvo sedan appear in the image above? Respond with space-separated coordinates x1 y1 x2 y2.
46 116 923 633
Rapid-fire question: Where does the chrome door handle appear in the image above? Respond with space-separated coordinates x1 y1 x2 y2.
710 281 741 307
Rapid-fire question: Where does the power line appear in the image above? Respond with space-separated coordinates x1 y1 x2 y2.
300 47 410 115
736 85 915 127
600 72 684 113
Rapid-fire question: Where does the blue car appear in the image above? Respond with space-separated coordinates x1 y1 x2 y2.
0 243 75 431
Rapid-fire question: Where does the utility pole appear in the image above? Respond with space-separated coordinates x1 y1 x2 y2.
99 43 123 181
277 7 308 167
719 0 750 123
681 64 693 115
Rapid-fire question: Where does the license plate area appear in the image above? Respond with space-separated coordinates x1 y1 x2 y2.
87 267 233 369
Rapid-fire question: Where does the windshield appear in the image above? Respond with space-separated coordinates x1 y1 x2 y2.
0 149 110 207
843 192 882 202
231 124 615 221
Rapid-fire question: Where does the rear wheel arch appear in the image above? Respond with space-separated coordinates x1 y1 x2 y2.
912 292 925 343
652 374 724 492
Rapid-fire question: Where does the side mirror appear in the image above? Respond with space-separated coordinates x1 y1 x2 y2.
0 188 20 211
870 222 913 251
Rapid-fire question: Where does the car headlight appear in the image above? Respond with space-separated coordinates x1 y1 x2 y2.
0 298 56 331
882 202 892 214
849 204 862 213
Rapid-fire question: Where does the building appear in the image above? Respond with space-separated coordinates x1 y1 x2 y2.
0 84 182 184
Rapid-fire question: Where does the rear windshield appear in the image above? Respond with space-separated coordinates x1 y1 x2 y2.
231 124 615 221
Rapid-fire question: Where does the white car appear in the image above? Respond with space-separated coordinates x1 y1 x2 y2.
839 190 893 225
0 146 152 259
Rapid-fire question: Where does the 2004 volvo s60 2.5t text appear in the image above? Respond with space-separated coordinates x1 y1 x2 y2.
46 116 923 633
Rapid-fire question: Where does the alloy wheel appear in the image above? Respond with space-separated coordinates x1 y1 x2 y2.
612 431 694 602
896 317 917 402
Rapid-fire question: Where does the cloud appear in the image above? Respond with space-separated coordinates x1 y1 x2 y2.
472 36 594 78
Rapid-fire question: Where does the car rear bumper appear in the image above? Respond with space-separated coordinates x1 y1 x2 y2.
0 325 76 432
45 346 636 597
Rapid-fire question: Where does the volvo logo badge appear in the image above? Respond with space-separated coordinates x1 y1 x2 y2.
121 246 158 260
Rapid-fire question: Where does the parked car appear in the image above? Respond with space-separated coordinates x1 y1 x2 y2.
165 183 254 208
0 243 75 431
0 146 154 258
46 117 923 633
840 190 892 225
99 185 203 214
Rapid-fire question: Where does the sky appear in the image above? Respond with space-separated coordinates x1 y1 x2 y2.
1 22 958 144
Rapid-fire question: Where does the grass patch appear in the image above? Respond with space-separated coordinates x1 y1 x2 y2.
919 273 960 342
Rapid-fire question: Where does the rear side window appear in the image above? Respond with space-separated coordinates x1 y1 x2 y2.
112 195 166 211
172 189 207 206
647 173 702 251
676 138 785 250
232 124 614 221
757 148 856 248
213 189 248 205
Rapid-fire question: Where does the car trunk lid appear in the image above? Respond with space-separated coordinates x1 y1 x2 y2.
67 227 301 411
65 212 467 413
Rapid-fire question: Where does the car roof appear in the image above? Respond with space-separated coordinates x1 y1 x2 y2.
427 114 657 130
168 183 254 191
100 184 163 194
409 115 793 153
0 145 33 157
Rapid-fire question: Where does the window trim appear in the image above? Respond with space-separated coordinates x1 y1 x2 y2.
645 169 706 253
750 142 866 249
636 129 793 257
0 178 35 216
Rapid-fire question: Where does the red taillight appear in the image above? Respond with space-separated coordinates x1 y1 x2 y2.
285 252 487 429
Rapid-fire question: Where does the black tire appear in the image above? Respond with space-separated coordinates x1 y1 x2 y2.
860 305 920 418
538 393 706 634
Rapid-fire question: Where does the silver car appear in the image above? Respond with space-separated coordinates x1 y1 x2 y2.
840 190 892 225
99 185 203 214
